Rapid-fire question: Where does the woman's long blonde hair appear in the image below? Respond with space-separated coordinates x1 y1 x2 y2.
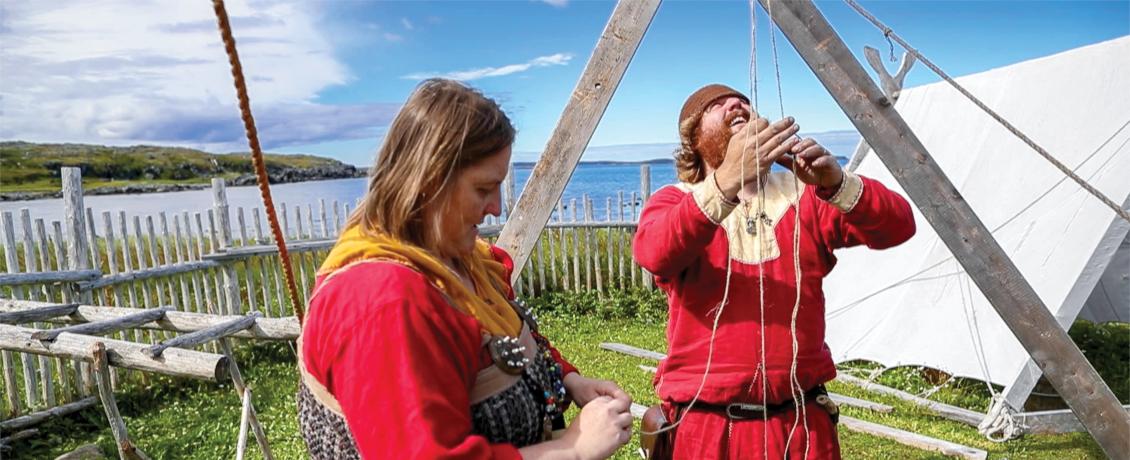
348 78 515 251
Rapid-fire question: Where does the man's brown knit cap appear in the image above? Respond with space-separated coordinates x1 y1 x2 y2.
678 83 749 130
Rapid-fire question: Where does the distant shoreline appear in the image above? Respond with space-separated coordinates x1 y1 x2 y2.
0 174 365 202
3 154 848 202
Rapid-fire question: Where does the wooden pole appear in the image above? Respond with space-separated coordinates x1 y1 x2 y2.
605 197 614 293
571 199 581 292
0 299 298 341
220 338 274 460
2 212 39 408
617 191 626 290
495 0 661 280
62 167 94 396
549 203 561 290
90 342 151 460
50 221 78 402
504 163 516 220
31 307 171 342
0 303 80 324
61 168 92 303
640 164 651 202
0 397 96 432
160 213 191 315
639 167 653 289
1 323 229 382
212 179 242 316
759 1 1130 455
143 312 260 358
236 386 252 460
839 416 987 460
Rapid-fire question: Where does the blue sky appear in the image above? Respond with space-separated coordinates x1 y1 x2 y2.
1 0 1126 166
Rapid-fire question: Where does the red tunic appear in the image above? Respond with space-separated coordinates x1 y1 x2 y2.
302 246 578 459
634 171 915 459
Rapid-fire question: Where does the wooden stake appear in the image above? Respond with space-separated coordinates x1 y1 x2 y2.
90 342 151 460
495 0 661 277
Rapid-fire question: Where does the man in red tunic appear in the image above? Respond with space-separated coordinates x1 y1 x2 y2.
634 84 916 459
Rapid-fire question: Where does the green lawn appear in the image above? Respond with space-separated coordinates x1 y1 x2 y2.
6 298 1115 459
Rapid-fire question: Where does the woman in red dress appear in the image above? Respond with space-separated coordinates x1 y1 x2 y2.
297 78 634 460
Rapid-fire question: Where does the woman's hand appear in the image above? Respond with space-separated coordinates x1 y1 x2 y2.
564 373 631 407
563 396 634 460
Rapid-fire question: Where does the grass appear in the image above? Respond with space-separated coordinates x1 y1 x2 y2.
6 290 1118 459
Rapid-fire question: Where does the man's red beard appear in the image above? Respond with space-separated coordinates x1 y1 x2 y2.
694 110 746 170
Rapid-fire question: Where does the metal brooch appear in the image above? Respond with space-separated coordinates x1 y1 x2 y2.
488 336 529 375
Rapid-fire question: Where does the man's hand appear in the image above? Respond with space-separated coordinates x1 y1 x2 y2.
714 117 800 200
777 137 844 193
563 373 631 407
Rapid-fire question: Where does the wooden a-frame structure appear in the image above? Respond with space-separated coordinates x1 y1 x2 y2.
493 1 1129 458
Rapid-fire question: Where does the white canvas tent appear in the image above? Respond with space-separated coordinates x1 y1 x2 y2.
823 36 1130 411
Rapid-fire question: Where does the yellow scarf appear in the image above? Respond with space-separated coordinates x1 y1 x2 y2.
317 226 521 337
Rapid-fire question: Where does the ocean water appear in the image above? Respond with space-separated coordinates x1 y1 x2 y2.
0 162 675 234
0 158 848 236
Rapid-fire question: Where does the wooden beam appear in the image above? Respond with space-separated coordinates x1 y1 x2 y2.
840 416 987 460
0 428 38 449
830 393 895 414
621 351 898 415
496 0 661 278
599 342 666 361
32 307 171 342
759 1 1130 455
143 312 261 358
82 261 220 290
0 397 97 432
836 374 981 426
0 323 229 381
0 270 101 287
54 444 106 460
0 303 79 325
91 342 151 460
203 239 336 262
1017 405 1130 435
0 299 298 341
220 339 273 460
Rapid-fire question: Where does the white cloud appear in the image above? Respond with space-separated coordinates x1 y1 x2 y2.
0 0 394 153
401 18 414 30
402 53 574 81
383 32 404 42
540 0 569 7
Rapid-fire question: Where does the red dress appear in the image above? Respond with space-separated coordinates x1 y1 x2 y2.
633 172 915 459
301 246 578 459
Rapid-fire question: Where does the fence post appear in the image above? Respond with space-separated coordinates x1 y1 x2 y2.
62 167 95 395
637 168 654 290
640 164 651 202
504 163 516 220
211 179 242 316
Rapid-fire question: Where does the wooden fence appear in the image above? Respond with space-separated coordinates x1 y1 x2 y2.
0 166 656 419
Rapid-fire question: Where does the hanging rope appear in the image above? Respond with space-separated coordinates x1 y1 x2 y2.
639 0 770 440
212 0 305 323
842 0 1130 224
958 268 1023 441
745 4 771 458
765 0 812 455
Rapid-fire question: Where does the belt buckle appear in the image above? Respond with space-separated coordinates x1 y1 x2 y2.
725 403 765 420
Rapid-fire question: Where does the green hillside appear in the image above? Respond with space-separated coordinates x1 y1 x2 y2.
0 141 362 197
